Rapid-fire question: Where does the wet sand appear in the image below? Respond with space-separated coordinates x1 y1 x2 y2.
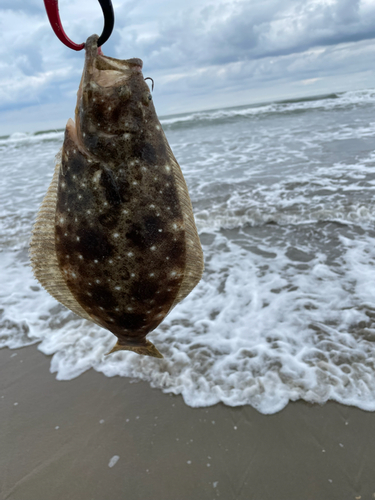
0 345 375 500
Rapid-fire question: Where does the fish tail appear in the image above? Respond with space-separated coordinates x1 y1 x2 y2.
106 340 163 358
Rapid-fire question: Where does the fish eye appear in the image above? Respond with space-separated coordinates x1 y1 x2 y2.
143 93 153 106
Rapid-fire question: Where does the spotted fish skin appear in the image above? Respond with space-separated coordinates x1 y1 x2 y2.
30 35 204 358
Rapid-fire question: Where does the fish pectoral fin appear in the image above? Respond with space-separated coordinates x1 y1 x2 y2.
106 340 163 358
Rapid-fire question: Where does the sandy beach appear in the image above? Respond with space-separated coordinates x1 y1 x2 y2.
0 345 374 500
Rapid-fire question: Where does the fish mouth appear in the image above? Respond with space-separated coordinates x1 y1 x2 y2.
83 35 143 88
74 35 144 140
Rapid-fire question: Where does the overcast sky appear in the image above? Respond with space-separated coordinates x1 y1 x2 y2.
1 0 375 134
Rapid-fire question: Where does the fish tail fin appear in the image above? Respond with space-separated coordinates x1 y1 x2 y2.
106 340 163 358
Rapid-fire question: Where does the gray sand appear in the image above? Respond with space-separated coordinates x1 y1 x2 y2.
1 345 375 500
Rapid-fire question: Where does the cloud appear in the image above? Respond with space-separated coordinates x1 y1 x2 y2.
1 0 375 133
113 0 375 69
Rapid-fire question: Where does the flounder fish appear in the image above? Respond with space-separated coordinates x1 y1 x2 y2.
30 35 204 358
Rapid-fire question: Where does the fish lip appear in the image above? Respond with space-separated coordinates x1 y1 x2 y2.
74 35 144 137
78 35 144 94
84 35 143 75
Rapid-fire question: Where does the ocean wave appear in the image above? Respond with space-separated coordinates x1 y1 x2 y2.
160 88 375 130
0 129 64 146
2 85 375 414
194 203 375 231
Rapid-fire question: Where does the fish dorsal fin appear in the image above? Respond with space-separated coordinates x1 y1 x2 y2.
163 136 204 307
29 153 95 323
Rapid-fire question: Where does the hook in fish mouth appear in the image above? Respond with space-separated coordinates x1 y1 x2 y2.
145 77 154 91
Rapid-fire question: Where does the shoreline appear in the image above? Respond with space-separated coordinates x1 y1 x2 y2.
1 344 375 500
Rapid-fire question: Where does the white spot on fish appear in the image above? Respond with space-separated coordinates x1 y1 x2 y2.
150 246 156 251
96 279 101 284
113 233 119 238
149 273 155 277
108 106 112 111
92 170 102 184
76 236 80 241
165 165 171 172
79 255 83 260
94 259 98 263
59 217 64 224
127 252 134 257
123 133 131 140
155 125 161 130
115 286 121 290
131 273 135 277
133 181 138 185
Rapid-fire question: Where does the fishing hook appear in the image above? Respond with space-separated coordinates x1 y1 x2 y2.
43 0 115 51
145 77 154 91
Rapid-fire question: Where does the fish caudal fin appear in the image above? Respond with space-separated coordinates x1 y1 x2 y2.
106 340 163 358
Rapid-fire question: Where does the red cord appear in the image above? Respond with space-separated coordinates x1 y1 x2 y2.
43 0 85 51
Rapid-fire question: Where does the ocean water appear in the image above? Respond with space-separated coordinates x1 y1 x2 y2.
1 89 375 414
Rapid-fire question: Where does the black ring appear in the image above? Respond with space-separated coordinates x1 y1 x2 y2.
97 0 115 47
